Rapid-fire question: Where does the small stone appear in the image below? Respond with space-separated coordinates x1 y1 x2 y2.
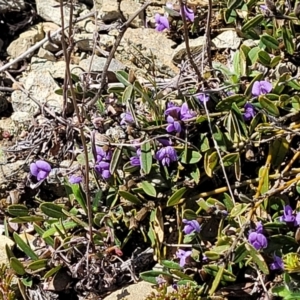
212 30 241 50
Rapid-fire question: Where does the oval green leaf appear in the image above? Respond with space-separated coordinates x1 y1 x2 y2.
8 204 29 217
258 96 280 117
40 203 65 219
140 181 156 197
167 187 187 207
119 190 142 205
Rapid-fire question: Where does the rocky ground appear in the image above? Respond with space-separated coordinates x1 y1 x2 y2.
1 0 300 299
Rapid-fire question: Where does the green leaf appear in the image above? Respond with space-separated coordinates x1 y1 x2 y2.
141 142 152 174
204 150 218 177
167 187 187 207
234 242 248 263
222 153 240 167
260 34 279 50
140 270 173 284
216 94 246 110
161 260 181 270
140 181 156 197
40 203 65 219
241 15 264 33
115 70 130 86
205 251 220 260
181 149 202 164
13 232 38 260
119 190 142 205
223 193 234 212
110 146 122 175
282 27 294 55
271 286 292 298
245 243 269 274
10 257 25 275
9 216 44 223
209 265 224 295
248 47 260 65
70 183 87 214
258 95 280 117
27 259 48 271
43 265 62 279
273 73 290 94
224 8 237 24
270 56 281 68
230 203 250 217
204 265 236 282
257 50 271 66
33 224 54 248
42 221 77 238
270 138 289 170
227 0 243 10
8 204 29 217
122 85 134 104
183 209 198 220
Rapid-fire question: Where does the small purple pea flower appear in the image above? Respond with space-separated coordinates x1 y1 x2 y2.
279 205 300 226
95 161 111 179
248 222 268 250
269 254 284 271
180 5 195 22
120 112 134 125
252 80 272 97
155 146 178 166
176 249 192 267
182 219 201 234
130 148 141 167
243 103 256 121
197 93 210 103
96 146 112 163
180 103 196 120
156 276 166 286
30 160 51 181
69 175 82 184
155 13 170 32
166 115 182 133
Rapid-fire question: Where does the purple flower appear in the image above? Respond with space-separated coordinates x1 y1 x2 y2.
96 146 112 163
130 148 141 167
156 276 166 285
279 205 300 226
248 222 268 250
95 161 111 179
155 146 178 166
180 5 195 22
165 103 181 117
155 13 170 32
252 81 272 96
180 103 196 120
30 160 51 181
166 2 173 9
176 249 192 267
260 4 268 12
69 175 82 184
197 93 210 103
166 115 182 133
120 112 134 125
243 103 256 121
270 254 284 271
182 219 201 234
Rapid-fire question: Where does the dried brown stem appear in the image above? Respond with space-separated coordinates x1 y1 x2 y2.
178 0 202 81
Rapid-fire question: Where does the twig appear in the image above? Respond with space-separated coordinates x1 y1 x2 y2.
178 0 202 81
0 11 95 73
86 1 152 108
206 0 213 68
59 0 94 250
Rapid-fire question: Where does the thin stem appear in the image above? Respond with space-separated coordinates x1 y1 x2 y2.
178 0 202 81
59 0 94 250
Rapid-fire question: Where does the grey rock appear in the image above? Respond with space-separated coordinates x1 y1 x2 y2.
11 70 63 116
79 56 125 82
11 111 32 123
36 0 86 26
274 62 297 78
103 281 155 300
7 24 45 59
74 33 115 52
242 39 260 48
30 57 80 79
96 0 142 26
172 36 207 64
116 28 178 77
0 0 25 13
212 30 241 50
37 48 56 61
